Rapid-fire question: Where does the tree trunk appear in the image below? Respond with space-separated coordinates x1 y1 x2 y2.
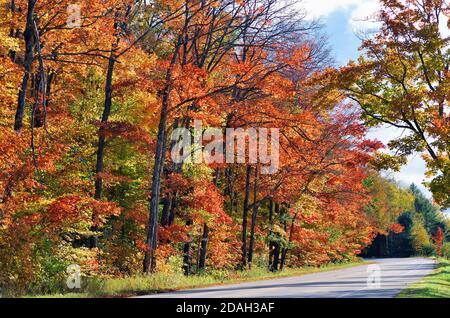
280 248 288 271
143 104 169 273
241 165 252 268
247 166 259 268
143 36 182 273
183 220 193 276
271 242 280 272
94 53 116 200
160 193 172 226
198 223 209 271
168 195 177 225
42 71 54 127
15 0 36 132
226 168 236 215
89 52 116 249
160 118 183 227
386 234 390 257
280 212 297 272
267 200 275 271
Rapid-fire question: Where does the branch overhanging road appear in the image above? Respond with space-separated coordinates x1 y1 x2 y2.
139 258 436 298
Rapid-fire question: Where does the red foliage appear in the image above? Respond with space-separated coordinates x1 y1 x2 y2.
390 223 405 234
433 227 445 256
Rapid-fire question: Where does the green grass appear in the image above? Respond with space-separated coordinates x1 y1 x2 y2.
27 260 367 298
397 258 450 298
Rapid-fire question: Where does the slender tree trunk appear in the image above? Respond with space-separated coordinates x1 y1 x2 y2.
8 0 18 62
94 52 116 200
45 72 54 105
247 166 259 268
143 104 169 273
386 233 391 257
93 4 132 198
160 193 172 226
91 5 132 246
272 242 280 271
226 168 236 215
268 199 275 271
160 118 182 227
43 71 54 123
15 0 36 131
143 37 182 273
241 165 252 268
280 213 297 272
198 223 209 271
168 195 177 225
280 248 288 271
269 242 274 270
271 203 281 271
183 219 193 276
89 51 116 249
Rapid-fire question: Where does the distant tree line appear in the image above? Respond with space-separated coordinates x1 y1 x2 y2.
362 184 449 258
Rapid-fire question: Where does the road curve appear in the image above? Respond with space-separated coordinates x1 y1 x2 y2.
139 258 436 298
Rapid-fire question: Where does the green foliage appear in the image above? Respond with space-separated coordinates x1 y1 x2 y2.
397 259 450 298
420 244 437 257
364 186 448 258
364 174 414 234
442 243 450 260
411 218 432 255
410 184 446 235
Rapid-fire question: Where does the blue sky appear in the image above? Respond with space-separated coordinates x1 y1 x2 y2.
322 9 361 65
298 0 434 197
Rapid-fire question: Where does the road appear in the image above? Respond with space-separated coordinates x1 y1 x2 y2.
139 258 436 298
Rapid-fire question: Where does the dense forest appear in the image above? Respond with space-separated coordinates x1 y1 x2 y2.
363 184 449 258
0 0 449 296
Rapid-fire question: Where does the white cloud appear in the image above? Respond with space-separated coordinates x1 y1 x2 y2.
348 0 380 32
300 0 450 35
299 0 380 31
300 0 378 19
439 13 450 38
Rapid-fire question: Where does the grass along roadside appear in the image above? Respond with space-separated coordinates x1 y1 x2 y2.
396 258 450 298
28 260 368 298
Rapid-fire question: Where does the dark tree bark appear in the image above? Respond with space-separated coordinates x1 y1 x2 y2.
15 0 37 132
247 166 259 268
269 204 280 272
44 71 54 108
280 248 288 271
160 118 183 227
225 168 236 215
143 35 183 273
241 165 252 268
268 199 275 271
88 52 116 249
270 242 280 272
198 223 209 271
8 1 19 63
94 52 116 200
160 193 173 227
280 212 297 271
143 105 169 272
94 4 133 201
182 219 193 276
168 195 177 225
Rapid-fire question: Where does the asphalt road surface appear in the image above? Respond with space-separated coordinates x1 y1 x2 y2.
140 258 436 298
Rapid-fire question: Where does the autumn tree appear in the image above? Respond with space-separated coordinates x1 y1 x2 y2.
433 226 445 256
142 0 315 273
318 0 450 208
